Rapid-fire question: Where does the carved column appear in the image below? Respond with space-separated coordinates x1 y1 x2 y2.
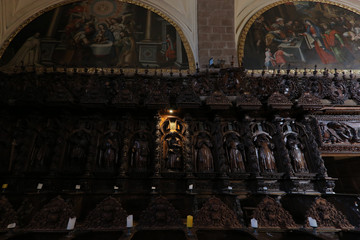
304 117 336 193
119 116 131 177
273 118 294 177
243 118 259 176
184 114 194 177
145 10 152 41
213 116 228 176
84 124 96 177
154 114 162 177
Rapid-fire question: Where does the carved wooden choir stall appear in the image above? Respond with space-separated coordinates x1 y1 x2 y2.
0 67 359 240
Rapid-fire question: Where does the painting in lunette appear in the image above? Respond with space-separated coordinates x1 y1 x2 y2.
242 1 360 70
0 0 189 71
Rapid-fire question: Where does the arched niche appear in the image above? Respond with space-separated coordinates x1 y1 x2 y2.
236 0 360 71
0 0 196 72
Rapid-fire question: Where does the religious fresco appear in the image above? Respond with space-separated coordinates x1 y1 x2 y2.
241 1 360 70
0 0 189 72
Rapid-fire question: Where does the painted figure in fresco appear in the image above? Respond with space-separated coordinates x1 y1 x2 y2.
165 34 176 62
265 23 290 52
225 134 246 172
116 31 137 67
195 133 214 172
253 15 269 53
274 47 293 69
0 33 41 69
320 22 355 65
285 134 308 173
99 132 120 169
131 133 150 170
254 134 276 172
302 19 337 65
166 134 182 171
264 48 275 70
93 23 114 44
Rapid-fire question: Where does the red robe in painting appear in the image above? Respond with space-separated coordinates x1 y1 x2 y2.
307 25 337 64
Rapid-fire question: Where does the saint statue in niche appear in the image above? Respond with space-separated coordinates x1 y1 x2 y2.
195 132 214 172
285 133 308 173
254 134 276 173
165 134 182 171
131 132 150 170
28 132 56 170
98 132 120 169
67 130 90 169
225 134 246 172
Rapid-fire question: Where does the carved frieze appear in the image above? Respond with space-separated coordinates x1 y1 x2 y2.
236 92 262 110
138 196 182 228
83 196 127 229
252 196 296 228
297 92 322 110
267 91 292 109
0 197 17 229
316 115 360 154
305 197 353 229
27 196 75 230
194 196 242 228
205 90 232 109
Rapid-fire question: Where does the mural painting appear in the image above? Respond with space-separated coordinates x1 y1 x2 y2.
242 1 360 70
0 0 189 72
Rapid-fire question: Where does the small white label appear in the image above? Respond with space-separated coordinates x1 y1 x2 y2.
151 186 156 190
251 218 258 228
228 186 232 190
263 187 268 191
114 186 119 190
7 223 16 229
37 183 43 190
126 215 133 228
75 185 81 190
67 217 76 230
308 217 318 228
189 184 193 190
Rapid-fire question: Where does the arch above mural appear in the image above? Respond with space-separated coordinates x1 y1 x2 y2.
236 0 360 71
0 0 196 72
